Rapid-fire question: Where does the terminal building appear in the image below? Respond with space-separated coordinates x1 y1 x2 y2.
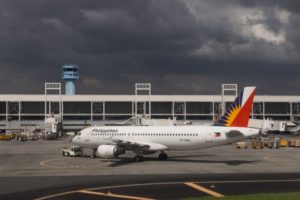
0 66 299 131
0 83 300 131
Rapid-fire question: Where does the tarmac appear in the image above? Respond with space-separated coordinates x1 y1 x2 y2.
1 136 300 199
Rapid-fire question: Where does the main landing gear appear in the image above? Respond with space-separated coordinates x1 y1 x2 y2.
91 148 97 158
158 151 168 161
133 151 168 162
134 155 143 162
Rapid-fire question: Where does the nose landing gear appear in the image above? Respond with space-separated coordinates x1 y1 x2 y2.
134 155 144 162
91 148 97 158
158 151 168 160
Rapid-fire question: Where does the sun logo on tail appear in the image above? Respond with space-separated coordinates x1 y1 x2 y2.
222 104 241 126
217 92 243 127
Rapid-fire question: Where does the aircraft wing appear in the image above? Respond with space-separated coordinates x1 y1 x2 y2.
111 138 168 153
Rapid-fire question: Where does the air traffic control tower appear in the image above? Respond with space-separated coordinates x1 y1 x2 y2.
62 65 79 95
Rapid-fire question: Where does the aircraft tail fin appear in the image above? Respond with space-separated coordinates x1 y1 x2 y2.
214 86 256 127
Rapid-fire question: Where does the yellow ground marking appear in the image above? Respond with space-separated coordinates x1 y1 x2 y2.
107 191 155 200
35 179 300 200
78 190 106 196
79 190 155 200
40 158 65 168
185 182 224 198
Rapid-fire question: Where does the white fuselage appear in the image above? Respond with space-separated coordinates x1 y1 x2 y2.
72 125 259 151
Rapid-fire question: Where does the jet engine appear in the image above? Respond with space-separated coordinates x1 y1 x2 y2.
97 145 125 158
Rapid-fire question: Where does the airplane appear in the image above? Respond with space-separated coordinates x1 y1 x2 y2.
72 86 259 162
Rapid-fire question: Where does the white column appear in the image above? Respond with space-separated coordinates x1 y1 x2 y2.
263 101 265 119
5 101 8 121
103 101 105 121
18 101 21 121
172 101 175 119
290 102 293 121
184 101 186 121
212 102 215 121
91 101 93 121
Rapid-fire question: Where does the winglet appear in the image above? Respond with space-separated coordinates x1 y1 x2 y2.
215 87 256 127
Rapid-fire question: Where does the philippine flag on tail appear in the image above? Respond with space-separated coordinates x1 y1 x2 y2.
214 87 256 128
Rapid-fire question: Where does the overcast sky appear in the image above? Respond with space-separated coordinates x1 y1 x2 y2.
0 0 299 95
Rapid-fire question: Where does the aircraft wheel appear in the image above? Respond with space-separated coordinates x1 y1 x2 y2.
158 153 168 160
91 149 97 158
134 155 143 162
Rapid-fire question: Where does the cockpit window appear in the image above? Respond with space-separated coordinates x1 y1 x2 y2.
77 132 81 136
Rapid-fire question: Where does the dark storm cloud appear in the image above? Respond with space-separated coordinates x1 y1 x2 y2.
0 0 299 94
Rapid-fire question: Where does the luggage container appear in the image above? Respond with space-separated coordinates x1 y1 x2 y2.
236 142 249 149
252 141 264 149
280 139 288 147
289 140 300 147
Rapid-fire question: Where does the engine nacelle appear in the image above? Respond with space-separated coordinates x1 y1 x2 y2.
97 145 125 159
